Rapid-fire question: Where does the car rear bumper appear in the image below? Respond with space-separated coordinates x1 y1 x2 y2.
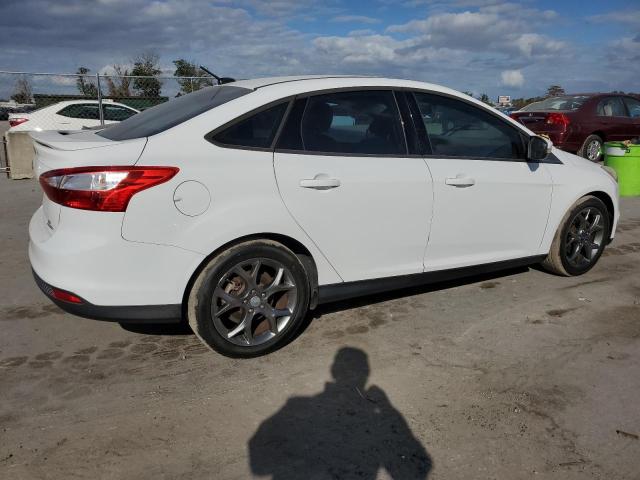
29 206 204 323
32 269 182 323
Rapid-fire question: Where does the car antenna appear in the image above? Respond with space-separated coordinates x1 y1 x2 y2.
199 66 235 85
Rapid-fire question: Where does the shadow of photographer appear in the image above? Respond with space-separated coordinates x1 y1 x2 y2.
249 347 432 479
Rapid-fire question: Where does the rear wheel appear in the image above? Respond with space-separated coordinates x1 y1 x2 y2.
579 134 603 162
187 241 310 357
541 196 610 276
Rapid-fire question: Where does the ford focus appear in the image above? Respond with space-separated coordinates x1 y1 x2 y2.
29 76 619 357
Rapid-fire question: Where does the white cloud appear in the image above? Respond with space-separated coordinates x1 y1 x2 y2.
332 15 381 24
500 69 524 88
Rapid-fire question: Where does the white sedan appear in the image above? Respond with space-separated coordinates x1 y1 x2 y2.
28 76 619 357
9 100 138 131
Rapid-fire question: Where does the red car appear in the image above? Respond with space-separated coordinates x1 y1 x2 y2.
511 94 640 161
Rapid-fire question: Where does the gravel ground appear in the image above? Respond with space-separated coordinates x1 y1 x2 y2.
1 176 639 479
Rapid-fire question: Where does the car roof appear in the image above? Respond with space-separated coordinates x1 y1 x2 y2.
230 75 467 100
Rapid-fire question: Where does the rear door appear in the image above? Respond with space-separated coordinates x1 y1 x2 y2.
622 96 640 138
273 89 433 282
596 97 634 141
411 91 553 270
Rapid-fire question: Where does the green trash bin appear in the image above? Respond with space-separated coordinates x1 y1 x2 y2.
603 142 640 196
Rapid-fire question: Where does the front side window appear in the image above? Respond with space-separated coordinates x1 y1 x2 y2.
291 90 406 155
623 97 640 118
57 104 100 120
414 92 525 160
212 102 288 149
597 97 627 117
103 105 137 122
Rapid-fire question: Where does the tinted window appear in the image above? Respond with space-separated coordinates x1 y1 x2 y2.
523 96 588 111
98 85 250 141
57 104 100 120
414 92 524 159
597 97 627 117
103 104 137 122
276 98 307 150
623 97 640 118
212 102 288 148
297 90 406 155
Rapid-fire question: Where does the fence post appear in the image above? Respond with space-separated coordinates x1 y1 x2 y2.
96 73 105 127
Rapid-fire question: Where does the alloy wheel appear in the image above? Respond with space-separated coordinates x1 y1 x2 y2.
211 258 298 347
564 207 605 268
586 140 601 161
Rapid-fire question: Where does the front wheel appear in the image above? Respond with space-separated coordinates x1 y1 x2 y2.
541 196 610 276
187 241 310 357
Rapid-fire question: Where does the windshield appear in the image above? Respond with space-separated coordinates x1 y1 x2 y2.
97 85 250 141
520 96 588 112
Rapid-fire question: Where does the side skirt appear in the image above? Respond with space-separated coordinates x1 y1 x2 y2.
317 255 546 304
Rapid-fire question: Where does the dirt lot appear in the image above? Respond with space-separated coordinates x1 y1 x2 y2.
1 176 639 480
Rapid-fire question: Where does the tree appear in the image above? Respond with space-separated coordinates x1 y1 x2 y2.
76 67 98 97
131 52 162 97
461 91 474 97
105 64 132 97
479 93 491 104
546 85 565 97
11 76 32 104
173 59 213 95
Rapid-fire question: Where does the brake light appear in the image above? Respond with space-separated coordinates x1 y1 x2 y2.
546 113 570 127
9 118 28 127
39 166 179 212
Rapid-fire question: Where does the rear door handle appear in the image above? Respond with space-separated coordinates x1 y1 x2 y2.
445 176 475 187
300 177 341 190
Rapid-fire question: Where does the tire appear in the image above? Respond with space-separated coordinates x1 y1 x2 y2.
187 240 310 358
579 134 603 162
541 196 610 276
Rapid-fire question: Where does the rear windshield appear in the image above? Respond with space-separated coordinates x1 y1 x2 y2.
521 96 588 112
97 85 250 141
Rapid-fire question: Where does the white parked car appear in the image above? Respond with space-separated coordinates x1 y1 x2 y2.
29 76 619 357
9 100 139 131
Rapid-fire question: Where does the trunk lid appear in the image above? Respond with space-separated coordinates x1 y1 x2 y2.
510 110 574 132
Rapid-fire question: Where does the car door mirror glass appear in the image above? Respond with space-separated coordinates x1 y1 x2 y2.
528 136 551 161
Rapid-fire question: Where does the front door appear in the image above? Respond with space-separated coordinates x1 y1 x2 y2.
274 90 433 282
412 91 553 271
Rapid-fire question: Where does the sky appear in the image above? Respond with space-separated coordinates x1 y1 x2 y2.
0 0 639 100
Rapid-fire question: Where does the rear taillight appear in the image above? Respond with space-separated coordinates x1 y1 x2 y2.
39 166 179 212
546 113 570 127
9 118 28 127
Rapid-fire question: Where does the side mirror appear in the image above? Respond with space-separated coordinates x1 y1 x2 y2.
527 135 552 161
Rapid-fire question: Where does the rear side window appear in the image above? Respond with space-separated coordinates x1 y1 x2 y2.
98 86 250 141
597 97 627 117
57 104 100 120
414 92 525 160
623 97 640 118
279 90 406 155
211 102 288 149
103 105 137 122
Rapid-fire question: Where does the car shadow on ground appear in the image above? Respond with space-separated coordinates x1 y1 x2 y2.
119 266 530 338
248 346 432 479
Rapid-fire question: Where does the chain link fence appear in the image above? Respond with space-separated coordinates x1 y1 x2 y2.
0 70 216 171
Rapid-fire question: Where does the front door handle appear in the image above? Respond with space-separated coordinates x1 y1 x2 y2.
445 175 475 187
300 176 341 190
